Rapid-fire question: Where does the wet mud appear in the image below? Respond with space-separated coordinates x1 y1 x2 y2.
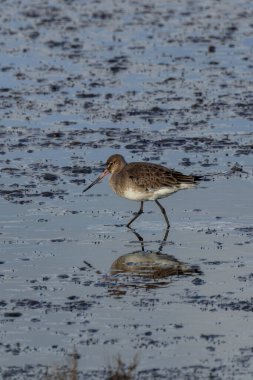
1 0 253 379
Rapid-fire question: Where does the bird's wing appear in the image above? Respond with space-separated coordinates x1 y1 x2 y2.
125 163 190 191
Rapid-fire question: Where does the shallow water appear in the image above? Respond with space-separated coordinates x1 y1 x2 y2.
1 0 253 379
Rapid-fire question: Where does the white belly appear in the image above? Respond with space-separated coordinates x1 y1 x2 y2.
123 187 178 201
122 183 195 201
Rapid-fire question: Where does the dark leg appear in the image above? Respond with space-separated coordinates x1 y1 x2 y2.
158 227 170 253
127 227 145 252
155 200 170 228
126 201 144 228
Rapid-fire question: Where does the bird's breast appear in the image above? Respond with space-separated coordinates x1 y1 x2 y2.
109 174 126 197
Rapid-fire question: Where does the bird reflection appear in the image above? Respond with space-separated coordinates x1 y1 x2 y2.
106 228 201 296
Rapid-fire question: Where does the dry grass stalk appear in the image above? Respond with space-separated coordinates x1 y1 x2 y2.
106 354 139 380
43 350 78 380
44 351 139 380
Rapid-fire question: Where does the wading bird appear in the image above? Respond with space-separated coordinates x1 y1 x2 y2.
83 154 200 228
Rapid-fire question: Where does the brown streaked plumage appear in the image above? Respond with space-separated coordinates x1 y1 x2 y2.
83 154 200 228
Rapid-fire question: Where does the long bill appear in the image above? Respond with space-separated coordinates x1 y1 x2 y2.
83 168 110 193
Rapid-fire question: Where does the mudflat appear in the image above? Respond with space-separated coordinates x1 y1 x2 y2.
0 0 253 378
